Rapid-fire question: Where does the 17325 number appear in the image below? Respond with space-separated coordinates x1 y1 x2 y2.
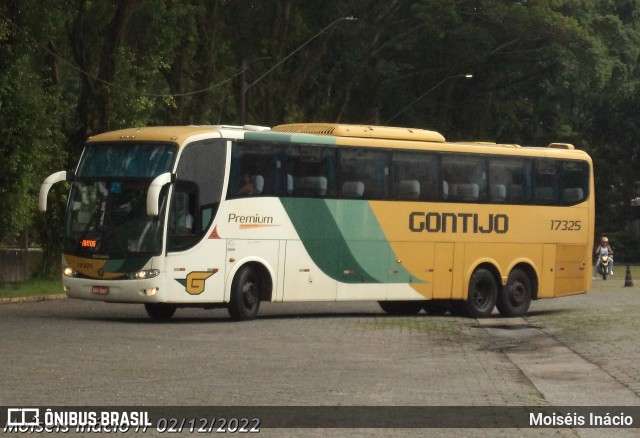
550 220 581 231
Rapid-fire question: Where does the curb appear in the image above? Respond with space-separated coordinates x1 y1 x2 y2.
0 294 67 304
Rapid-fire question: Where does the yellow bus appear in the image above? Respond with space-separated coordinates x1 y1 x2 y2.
39 123 593 320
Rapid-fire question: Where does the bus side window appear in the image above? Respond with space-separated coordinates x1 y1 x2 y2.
228 141 284 198
561 160 589 205
391 151 438 201
442 154 486 202
489 157 531 204
534 159 560 204
340 149 389 200
286 145 336 198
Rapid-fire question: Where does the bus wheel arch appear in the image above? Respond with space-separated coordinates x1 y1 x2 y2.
497 264 535 317
227 262 273 321
464 263 500 318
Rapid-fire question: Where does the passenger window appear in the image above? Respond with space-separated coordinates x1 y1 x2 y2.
534 159 560 204
340 149 389 199
228 142 284 198
442 155 487 202
561 160 589 205
392 152 439 201
489 158 532 203
285 146 337 197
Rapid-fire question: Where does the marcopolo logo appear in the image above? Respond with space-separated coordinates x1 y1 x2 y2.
409 211 509 234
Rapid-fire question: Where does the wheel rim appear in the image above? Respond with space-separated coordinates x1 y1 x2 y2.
508 280 526 307
242 280 259 308
472 278 493 311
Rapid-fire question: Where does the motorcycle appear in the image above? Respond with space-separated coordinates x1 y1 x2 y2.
597 250 612 280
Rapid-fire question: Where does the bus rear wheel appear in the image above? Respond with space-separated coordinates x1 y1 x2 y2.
378 301 423 315
465 268 497 318
228 265 261 321
497 268 532 317
144 303 177 321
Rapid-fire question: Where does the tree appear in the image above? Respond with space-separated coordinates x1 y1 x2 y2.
1 0 640 265
0 0 65 249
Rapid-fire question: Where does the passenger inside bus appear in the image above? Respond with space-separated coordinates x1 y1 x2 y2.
237 173 255 195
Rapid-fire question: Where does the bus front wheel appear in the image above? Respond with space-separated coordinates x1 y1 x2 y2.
228 265 261 321
144 303 177 321
497 268 532 317
465 268 497 318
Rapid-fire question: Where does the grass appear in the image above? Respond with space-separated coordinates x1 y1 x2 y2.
0 277 63 299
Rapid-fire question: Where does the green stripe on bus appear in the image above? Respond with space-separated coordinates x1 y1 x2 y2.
280 198 377 283
245 132 336 145
280 198 422 284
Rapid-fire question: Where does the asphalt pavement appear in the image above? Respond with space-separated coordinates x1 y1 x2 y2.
0 276 638 437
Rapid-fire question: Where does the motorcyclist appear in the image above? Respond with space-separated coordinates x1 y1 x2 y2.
595 236 614 276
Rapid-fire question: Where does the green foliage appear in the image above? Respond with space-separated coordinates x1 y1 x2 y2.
0 276 63 298
0 5 65 246
1 0 640 260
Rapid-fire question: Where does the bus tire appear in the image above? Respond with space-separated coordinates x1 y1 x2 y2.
378 301 423 315
228 265 261 321
497 268 532 317
144 303 177 321
465 268 497 318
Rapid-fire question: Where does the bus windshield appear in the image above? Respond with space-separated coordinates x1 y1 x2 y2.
76 142 176 178
63 142 177 257
63 180 166 257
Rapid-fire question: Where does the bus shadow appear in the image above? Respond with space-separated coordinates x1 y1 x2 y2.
55 310 473 324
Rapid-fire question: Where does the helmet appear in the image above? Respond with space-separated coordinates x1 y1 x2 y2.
602 236 609 243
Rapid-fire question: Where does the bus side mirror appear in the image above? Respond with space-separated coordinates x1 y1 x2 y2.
147 172 174 216
39 171 68 212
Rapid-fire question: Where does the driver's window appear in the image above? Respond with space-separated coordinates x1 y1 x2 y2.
167 140 225 252
170 190 194 235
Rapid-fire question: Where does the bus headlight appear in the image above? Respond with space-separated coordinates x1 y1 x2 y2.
63 267 78 277
129 269 160 280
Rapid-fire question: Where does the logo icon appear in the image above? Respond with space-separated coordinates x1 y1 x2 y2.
7 408 40 426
